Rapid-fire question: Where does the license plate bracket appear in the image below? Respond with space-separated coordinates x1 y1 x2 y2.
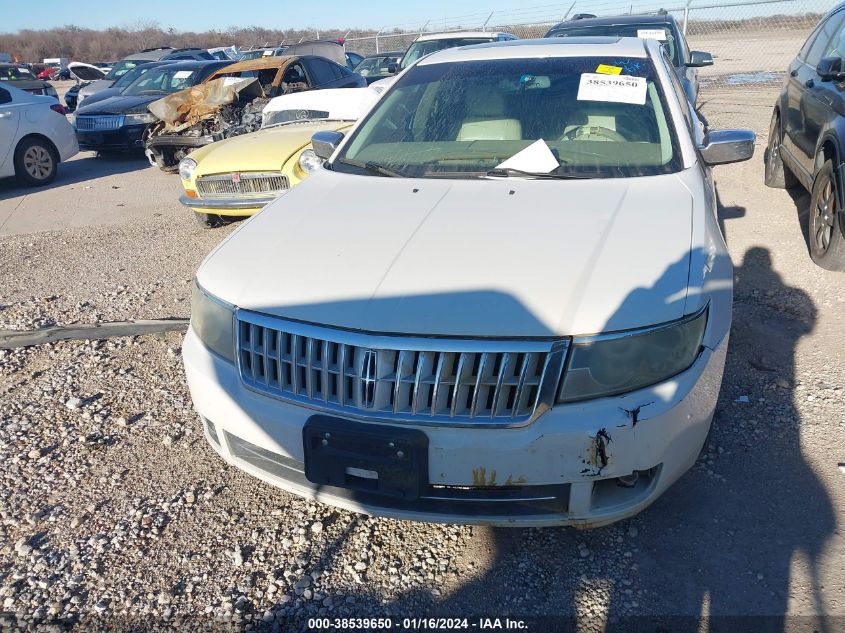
303 415 428 500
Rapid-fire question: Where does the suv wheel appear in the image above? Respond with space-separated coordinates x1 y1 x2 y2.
809 160 845 271
14 138 57 186
764 112 798 189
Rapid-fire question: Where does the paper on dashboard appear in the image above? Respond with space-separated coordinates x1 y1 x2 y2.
495 139 559 173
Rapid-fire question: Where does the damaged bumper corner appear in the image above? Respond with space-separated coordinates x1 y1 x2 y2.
148 134 215 149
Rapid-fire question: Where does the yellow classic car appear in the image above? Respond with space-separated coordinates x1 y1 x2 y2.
177 87 380 227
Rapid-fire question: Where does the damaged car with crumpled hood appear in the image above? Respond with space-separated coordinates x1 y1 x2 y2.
144 43 366 171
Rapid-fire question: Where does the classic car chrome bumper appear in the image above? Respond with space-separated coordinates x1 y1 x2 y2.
179 193 281 210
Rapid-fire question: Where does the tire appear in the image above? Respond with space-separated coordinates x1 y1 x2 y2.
195 213 229 229
764 112 798 189
13 138 57 186
808 160 845 271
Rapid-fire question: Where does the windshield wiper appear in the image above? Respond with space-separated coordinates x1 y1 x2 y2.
485 167 589 180
334 158 404 178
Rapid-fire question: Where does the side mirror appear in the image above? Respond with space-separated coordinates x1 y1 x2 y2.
387 62 398 74
699 129 756 166
687 51 714 67
312 130 345 160
817 56 844 81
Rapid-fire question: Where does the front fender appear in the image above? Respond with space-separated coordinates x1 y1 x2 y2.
814 124 845 210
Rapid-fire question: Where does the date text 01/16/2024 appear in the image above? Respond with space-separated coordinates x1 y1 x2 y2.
307 617 529 630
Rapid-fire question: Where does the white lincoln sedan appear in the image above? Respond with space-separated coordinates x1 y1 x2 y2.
184 37 754 527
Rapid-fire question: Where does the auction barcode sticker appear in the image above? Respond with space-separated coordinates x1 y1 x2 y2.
577 73 647 105
637 28 667 40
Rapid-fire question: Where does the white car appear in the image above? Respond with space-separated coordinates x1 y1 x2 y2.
184 37 754 527
0 83 78 186
370 30 518 90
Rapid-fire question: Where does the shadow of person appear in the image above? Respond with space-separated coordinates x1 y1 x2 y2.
715 183 745 244
599 246 834 632
787 185 813 253
318 246 832 633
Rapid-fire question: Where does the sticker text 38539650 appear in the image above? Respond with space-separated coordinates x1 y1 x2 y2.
577 73 647 105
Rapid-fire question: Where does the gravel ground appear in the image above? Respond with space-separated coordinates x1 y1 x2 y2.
0 214 235 331
1 59 844 632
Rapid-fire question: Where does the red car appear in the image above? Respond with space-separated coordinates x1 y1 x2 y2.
37 67 57 80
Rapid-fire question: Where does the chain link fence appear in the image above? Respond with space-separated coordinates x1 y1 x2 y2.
345 0 835 129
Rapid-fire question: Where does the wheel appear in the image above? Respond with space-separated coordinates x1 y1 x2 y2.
808 160 845 271
13 138 57 186
195 213 230 229
764 112 798 189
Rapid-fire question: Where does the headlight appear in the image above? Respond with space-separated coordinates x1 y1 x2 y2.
124 112 156 125
558 307 708 403
298 149 323 174
191 282 236 363
179 158 197 182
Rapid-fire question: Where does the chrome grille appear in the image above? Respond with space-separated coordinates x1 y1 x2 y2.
74 115 124 131
236 311 568 427
196 172 289 198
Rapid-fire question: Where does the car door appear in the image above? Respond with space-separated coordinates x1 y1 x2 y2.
280 61 312 94
0 87 21 176
329 60 364 88
304 57 340 89
783 9 845 176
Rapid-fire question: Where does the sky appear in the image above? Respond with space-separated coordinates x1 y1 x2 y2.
3 0 533 32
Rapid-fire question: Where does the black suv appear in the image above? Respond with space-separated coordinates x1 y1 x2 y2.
765 2 845 270
544 13 713 104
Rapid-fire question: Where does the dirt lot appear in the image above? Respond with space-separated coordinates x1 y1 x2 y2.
1 33 844 632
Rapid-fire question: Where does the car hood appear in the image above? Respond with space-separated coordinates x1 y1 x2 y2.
75 94 160 116
192 120 354 175
78 79 115 98
198 170 696 338
78 87 121 108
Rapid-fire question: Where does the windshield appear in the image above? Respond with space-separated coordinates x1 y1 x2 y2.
123 67 198 96
105 59 145 80
69 65 105 81
113 63 154 89
336 56 680 179
355 55 400 77
549 24 679 66
401 38 494 69
0 66 37 80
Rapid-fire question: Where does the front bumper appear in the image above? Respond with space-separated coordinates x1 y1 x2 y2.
179 193 278 216
148 134 214 149
75 124 146 151
183 327 728 527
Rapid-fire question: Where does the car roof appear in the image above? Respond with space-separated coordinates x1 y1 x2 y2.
363 51 404 58
124 47 176 61
414 31 515 42
417 36 648 65
210 56 296 75
147 59 224 71
547 13 676 32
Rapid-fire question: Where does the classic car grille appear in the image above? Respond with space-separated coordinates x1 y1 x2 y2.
236 311 568 427
74 115 124 131
196 172 289 198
